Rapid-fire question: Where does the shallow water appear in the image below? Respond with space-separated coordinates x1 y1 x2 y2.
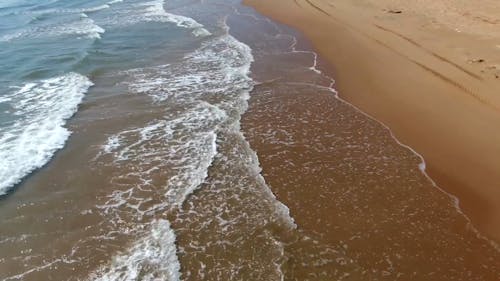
0 0 499 280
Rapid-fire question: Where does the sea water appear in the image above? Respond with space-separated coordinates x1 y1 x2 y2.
0 0 301 279
1 0 499 280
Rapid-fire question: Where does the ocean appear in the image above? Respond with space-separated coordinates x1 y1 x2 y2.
0 0 301 279
1 0 499 280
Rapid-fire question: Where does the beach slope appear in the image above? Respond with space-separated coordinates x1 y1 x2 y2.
244 0 500 242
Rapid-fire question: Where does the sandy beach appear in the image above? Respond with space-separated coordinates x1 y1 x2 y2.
244 0 500 242
2 0 499 279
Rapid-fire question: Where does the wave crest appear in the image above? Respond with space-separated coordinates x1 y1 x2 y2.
0 72 93 195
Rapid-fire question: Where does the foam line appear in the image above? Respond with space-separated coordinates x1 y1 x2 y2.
0 16 105 42
89 219 181 281
0 73 93 195
126 0 211 37
235 7 499 251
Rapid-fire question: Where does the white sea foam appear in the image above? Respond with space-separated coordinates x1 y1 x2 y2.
93 30 298 279
102 135 122 154
107 34 293 227
123 35 253 103
100 102 225 208
93 36 257 224
0 73 93 195
81 4 110 13
90 219 181 281
0 96 12 103
12 4 111 16
0 17 105 42
111 0 211 37
39 4 111 14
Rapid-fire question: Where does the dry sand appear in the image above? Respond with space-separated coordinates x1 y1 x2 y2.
244 0 500 242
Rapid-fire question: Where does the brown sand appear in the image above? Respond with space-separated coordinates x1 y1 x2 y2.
244 0 500 242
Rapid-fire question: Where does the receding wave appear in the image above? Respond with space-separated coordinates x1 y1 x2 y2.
0 72 93 195
34 4 111 15
0 16 105 42
89 219 181 281
108 0 211 37
90 30 294 278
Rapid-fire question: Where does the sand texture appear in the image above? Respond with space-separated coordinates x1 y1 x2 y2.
244 0 500 242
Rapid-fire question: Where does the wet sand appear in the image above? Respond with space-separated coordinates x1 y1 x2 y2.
244 0 500 242
2 5 372 279
240 19 500 279
1 1 499 279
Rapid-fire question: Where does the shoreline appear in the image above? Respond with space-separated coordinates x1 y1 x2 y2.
332 83 500 252
244 0 500 242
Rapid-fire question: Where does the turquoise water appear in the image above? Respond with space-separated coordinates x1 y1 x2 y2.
0 0 212 195
1 0 499 280
0 0 303 279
